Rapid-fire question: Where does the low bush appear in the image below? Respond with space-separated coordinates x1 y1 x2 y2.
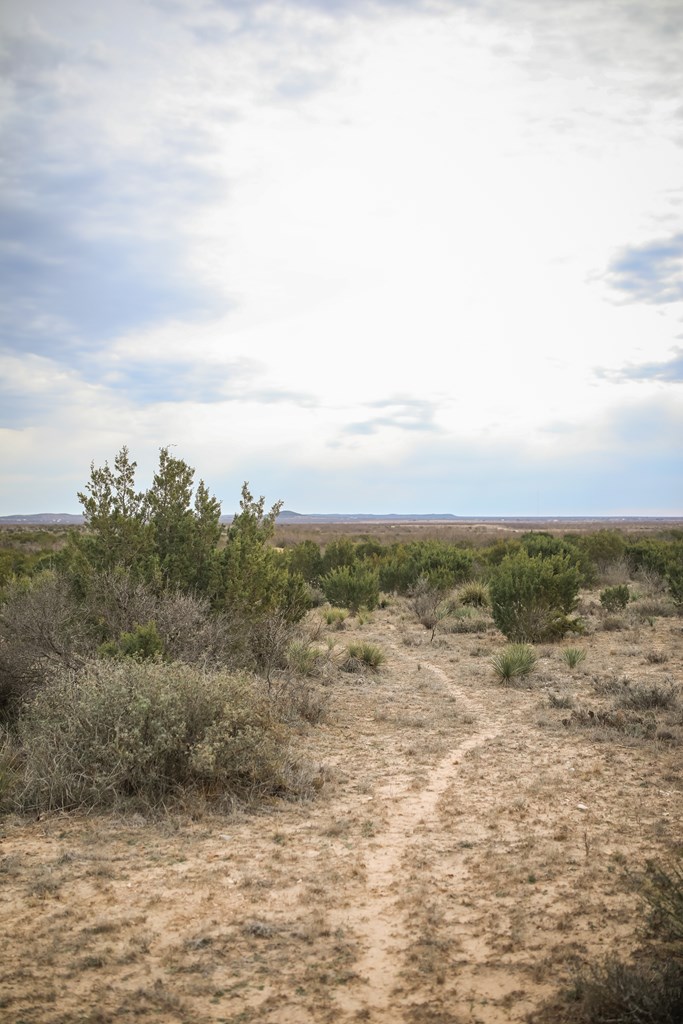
7 661 307 813
491 643 537 683
0 571 88 718
568 706 657 739
321 565 380 612
562 958 683 1023
412 578 449 638
600 585 631 612
615 681 679 712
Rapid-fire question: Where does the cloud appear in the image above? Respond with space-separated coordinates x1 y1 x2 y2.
344 397 440 435
605 234 683 304
598 346 683 384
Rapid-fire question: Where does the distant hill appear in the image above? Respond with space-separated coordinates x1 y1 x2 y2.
1 511 680 527
0 510 464 526
0 513 84 525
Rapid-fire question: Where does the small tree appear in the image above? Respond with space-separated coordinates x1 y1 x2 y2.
76 446 153 579
213 484 307 625
76 446 222 595
489 551 581 642
145 448 221 592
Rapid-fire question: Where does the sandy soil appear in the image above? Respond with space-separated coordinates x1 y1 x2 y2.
2 597 682 1023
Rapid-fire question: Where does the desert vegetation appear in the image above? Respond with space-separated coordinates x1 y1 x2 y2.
1 454 682 1022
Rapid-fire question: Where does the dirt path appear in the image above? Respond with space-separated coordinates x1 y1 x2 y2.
1 600 682 1023
332 659 504 1021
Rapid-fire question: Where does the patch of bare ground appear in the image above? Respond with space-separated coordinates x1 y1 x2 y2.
1 597 681 1023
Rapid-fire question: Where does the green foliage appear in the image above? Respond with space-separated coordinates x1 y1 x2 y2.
562 646 587 669
489 551 582 642
577 530 627 574
521 532 596 586
378 541 472 594
75 446 223 594
76 446 154 579
490 643 537 682
342 642 386 672
213 484 307 627
665 562 683 610
287 540 324 584
321 564 380 612
321 538 358 574
8 661 303 812
99 621 164 661
600 585 631 612
146 449 222 592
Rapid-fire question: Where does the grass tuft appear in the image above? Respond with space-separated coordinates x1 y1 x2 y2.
490 643 537 683
341 642 386 673
562 647 587 669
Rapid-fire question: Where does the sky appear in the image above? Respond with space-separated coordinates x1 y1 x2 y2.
1 0 682 517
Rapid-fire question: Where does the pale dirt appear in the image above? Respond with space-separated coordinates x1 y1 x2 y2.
2 598 682 1023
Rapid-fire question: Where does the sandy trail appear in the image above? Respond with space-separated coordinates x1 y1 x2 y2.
332 724 501 1020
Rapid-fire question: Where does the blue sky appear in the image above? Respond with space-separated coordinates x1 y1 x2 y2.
1 0 682 516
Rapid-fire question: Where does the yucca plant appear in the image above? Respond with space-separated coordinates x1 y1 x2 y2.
562 646 587 669
458 581 490 607
342 642 386 673
491 643 537 683
323 607 349 628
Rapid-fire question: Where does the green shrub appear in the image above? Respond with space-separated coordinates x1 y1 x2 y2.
491 643 537 683
321 565 379 612
562 647 587 669
342 642 386 673
489 552 581 642
99 621 164 661
600 585 631 612
287 540 324 584
9 661 305 812
666 562 683 610
321 538 358 574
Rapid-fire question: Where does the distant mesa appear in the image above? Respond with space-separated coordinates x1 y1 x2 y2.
1 511 679 527
0 510 461 526
0 513 85 525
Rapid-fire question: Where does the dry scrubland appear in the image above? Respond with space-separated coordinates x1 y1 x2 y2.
1 524 682 1024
